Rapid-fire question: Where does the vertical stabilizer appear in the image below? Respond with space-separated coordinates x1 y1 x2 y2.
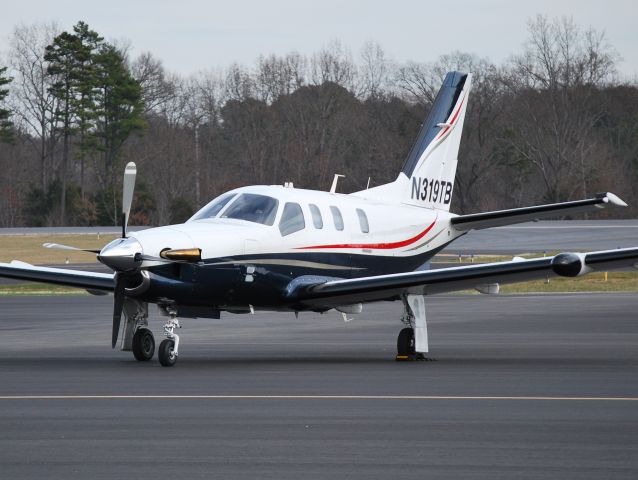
354 71 471 211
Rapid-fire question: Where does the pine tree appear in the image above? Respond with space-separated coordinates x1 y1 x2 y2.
71 22 103 198
44 21 102 224
91 43 145 223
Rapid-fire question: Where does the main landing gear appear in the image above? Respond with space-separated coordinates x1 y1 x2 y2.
396 327 416 359
395 294 429 361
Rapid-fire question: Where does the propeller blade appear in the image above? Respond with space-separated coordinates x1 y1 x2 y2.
112 273 126 348
121 162 137 238
43 243 101 254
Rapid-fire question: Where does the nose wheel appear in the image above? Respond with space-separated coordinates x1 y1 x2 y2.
158 311 180 367
158 339 177 366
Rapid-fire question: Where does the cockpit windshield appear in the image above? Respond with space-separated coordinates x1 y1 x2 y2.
221 193 279 225
189 192 236 221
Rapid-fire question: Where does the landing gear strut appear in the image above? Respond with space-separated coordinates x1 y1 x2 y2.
158 309 180 367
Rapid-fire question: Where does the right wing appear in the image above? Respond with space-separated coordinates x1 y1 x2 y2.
451 192 627 231
284 247 638 309
0 261 114 292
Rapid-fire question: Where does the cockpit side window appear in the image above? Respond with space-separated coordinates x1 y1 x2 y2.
189 192 236 221
330 206 344 231
356 208 370 233
279 202 305 236
221 193 279 225
309 204 323 229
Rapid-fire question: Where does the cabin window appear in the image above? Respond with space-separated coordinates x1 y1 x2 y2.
330 206 344 231
221 193 278 226
189 192 236 220
356 208 370 233
279 202 306 236
309 204 323 229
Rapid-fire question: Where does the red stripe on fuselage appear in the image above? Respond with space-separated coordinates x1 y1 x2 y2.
297 219 437 250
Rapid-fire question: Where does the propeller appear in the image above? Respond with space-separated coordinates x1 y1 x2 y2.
121 162 137 238
43 243 101 254
110 162 137 348
112 272 126 348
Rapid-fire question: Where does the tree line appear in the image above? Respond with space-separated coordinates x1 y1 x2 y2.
0 15 636 227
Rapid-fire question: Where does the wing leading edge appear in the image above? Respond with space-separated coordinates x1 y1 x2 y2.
0 261 115 291
451 192 627 232
284 247 638 309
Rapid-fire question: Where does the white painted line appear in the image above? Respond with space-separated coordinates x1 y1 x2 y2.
0 395 636 401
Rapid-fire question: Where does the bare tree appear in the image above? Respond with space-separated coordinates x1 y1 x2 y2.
255 52 306 104
225 63 255 101
131 51 176 114
395 61 440 104
503 15 619 204
358 40 391 98
8 22 60 190
310 40 357 90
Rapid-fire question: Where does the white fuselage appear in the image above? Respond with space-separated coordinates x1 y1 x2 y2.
129 185 462 276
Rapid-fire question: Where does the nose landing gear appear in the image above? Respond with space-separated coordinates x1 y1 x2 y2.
158 310 180 367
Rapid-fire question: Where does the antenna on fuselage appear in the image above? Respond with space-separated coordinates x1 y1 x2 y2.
330 174 345 194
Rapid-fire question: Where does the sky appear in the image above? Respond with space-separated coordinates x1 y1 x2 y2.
1 0 636 78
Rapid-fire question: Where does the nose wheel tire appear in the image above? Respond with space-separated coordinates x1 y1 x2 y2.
132 328 155 361
158 339 177 367
396 327 415 360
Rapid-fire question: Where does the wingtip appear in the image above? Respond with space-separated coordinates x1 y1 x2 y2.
604 192 628 207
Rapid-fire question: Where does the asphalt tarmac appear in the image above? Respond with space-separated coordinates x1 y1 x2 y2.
446 220 638 254
0 294 636 479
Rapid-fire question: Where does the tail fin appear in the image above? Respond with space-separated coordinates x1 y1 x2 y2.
355 71 471 211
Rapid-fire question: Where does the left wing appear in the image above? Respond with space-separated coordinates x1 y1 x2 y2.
0 261 115 292
285 247 638 309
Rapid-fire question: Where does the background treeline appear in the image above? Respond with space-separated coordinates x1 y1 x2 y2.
0 15 636 227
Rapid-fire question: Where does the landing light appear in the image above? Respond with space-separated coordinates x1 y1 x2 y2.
159 248 202 262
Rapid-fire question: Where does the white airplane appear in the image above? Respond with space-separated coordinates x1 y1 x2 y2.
1 71 636 367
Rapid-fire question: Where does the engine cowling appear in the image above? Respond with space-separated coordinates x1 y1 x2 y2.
551 252 591 277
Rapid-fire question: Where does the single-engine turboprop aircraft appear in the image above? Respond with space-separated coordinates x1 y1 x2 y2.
1 71 637 366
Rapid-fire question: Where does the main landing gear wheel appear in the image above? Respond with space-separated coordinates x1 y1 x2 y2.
132 328 155 361
396 327 415 361
158 339 177 367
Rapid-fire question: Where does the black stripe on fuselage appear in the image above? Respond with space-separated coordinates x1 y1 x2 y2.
140 245 451 310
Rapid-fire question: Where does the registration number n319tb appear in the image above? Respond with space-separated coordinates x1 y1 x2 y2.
411 177 452 204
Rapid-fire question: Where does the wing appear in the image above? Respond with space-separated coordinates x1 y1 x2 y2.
285 247 638 309
0 261 115 292
451 192 627 231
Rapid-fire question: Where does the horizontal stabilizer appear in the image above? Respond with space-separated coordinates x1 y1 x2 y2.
451 192 627 232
